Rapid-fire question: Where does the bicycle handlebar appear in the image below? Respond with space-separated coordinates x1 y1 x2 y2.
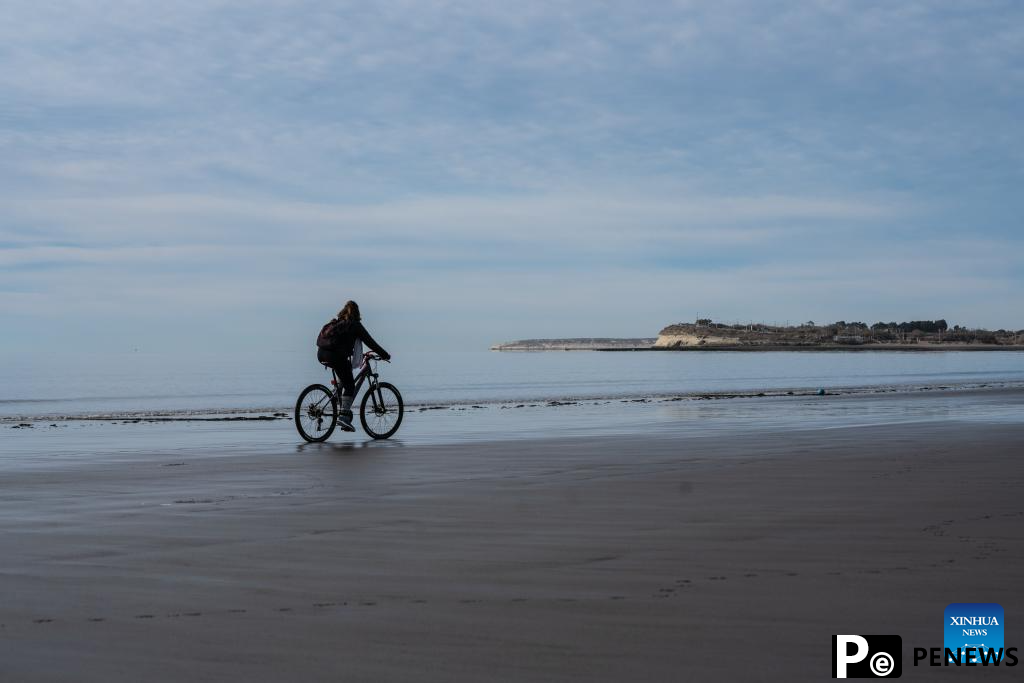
364 352 391 363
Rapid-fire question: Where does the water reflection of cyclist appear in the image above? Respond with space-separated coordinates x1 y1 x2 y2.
316 300 390 430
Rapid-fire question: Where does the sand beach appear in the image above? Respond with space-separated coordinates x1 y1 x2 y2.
2 390 1022 681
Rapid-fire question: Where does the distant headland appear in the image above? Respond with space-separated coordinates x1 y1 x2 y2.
491 319 1024 351
490 338 658 351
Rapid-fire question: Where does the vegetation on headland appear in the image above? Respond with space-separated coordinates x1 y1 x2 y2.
655 319 1024 348
491 319 1024 351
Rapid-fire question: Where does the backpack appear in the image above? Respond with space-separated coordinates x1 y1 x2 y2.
316 318 353 350
316 320 339 349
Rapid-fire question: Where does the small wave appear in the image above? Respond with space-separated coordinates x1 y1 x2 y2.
2 380 1021 424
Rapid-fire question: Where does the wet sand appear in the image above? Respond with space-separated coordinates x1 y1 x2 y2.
1 420 1022 681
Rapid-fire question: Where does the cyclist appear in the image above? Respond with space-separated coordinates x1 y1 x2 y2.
316 301 391 430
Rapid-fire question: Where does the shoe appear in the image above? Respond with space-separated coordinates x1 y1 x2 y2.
339 397 355 431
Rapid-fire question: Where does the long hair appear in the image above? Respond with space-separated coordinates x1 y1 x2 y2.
337 300 361 322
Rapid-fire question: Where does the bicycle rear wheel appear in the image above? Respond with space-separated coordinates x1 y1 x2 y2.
295 384 338 442
360 382 404 439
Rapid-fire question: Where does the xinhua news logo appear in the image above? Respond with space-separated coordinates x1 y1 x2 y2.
945 603 1004 664
833 635 902 678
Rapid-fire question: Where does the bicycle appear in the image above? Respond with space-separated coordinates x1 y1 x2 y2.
294 352 404 442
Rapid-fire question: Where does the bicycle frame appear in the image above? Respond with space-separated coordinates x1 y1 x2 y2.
329 356 377 400
322 355 392 419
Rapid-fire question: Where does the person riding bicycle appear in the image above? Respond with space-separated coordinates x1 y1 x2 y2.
316 301 391 430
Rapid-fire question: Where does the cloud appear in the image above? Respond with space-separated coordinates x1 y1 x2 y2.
0 0 1021 352
2 189 898 243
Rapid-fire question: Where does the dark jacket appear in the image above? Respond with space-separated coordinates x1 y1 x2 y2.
317 319 387 365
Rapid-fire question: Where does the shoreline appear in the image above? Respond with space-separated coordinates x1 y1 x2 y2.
4 379 1024 425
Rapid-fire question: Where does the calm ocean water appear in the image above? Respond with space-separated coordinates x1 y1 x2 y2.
2 349 1024 421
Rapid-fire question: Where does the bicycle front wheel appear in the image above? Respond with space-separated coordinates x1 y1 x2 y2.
295 384 338 442
360 381 404 439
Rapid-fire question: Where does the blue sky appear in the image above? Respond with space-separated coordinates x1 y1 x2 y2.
1 0 1022 353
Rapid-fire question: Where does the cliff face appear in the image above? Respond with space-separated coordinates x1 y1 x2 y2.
654 329 740 347
655 322 840 347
